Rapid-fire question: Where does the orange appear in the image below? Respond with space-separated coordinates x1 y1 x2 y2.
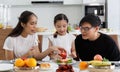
25 58 37 67
14 58 25 67
79 61 88 70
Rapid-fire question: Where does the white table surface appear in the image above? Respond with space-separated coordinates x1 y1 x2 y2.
0 60 120 72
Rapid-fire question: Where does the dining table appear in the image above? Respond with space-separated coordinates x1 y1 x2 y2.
0 60 120 72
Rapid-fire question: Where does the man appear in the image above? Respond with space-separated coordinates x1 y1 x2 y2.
75 14 120 61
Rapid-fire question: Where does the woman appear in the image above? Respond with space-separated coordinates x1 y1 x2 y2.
48 13 77 59
3 11 59 60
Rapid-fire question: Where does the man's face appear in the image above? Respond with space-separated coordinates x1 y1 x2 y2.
80 22 98 40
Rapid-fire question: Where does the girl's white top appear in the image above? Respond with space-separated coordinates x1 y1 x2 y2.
48 33 76 54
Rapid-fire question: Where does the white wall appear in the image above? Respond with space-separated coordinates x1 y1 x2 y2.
9 4 84 30
107 0 120 33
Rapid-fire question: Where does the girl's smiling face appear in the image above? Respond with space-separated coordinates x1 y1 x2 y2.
55 20 68 35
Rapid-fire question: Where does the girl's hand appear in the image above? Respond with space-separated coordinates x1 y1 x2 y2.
70 51 77 58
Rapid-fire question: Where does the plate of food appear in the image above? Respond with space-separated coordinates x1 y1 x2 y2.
88 54 112 68
0 63 13 71
87 54 115 72
56 58 76 65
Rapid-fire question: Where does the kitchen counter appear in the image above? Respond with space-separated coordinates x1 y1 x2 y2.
36 30 81 35
37 30 120 35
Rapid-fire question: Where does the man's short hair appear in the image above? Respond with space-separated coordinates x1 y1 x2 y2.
79 14 101 27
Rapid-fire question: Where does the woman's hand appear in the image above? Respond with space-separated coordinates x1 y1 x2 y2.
49 46 65 59
49 46 62 53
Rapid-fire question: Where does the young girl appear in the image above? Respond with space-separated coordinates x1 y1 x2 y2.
48 13 77 59
3 11 59 60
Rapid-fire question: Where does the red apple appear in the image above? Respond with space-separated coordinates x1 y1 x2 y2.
59 52 67 59
94 54 103 61
58 48 67 59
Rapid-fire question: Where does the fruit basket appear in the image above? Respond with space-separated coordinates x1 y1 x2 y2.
14 58 39 72
14 66 39 72
79 54 114 72
88 67 113 72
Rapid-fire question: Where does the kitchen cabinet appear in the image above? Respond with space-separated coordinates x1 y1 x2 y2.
83 0 105 5
107 0 120 32
0 0 31 5
64 0 82 5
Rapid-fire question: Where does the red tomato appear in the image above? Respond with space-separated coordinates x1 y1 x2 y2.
94 54 103 61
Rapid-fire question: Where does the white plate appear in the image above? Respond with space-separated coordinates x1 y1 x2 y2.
0 63 13 71
39 62 58 71
73 67 80 72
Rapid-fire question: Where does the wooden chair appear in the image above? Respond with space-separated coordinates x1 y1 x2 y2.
109 35 120 51
0 28 12 60
38 35 43 53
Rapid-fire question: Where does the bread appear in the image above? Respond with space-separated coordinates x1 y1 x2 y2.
40 63 51 69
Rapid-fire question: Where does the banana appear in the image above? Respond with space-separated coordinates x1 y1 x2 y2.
88 60 102 64
88 60 111 66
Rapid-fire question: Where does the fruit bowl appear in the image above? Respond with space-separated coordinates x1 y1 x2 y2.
14 58 38 72
14 66 38 70
14 66 39 72
56 64 74 72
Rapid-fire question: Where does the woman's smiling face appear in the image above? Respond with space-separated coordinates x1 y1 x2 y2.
22 15 37 35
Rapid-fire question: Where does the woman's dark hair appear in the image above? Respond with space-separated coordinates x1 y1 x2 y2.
79 14 101 27
53 13 69 38
8 10 37 37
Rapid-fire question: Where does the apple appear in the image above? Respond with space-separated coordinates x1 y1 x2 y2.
94 54 103 61
59 52 67 59
58 48 67 59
